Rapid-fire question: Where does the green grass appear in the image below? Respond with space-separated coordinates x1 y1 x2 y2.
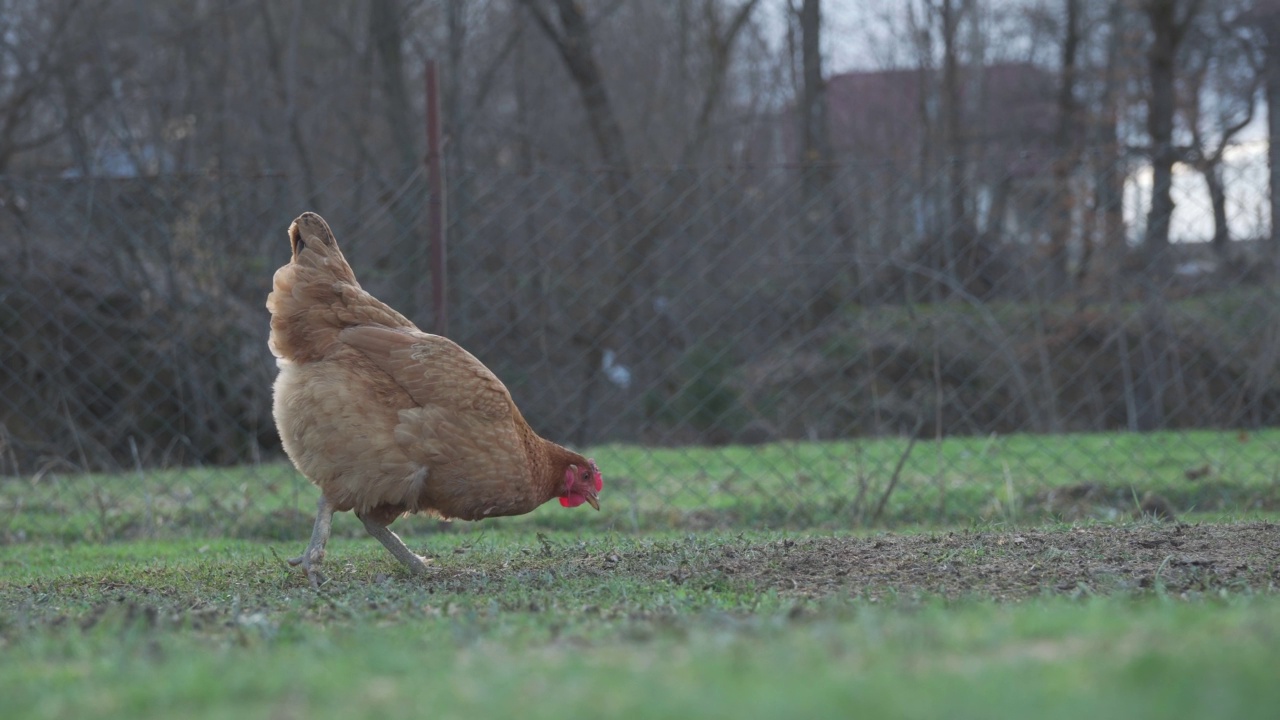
1 531 1278 720
3 428 1279 543
7 597 1280 720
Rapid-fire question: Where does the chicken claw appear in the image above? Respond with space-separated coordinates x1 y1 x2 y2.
289 495 334 587
359 514 433 575
287 548 325 588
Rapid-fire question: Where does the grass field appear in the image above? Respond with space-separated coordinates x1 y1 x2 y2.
2 525 1279 719
3 428 1280 543
2 430 1280 718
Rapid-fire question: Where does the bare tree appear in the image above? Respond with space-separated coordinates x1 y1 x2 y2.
791 0 844 324
0 0 115 174
1082 0 1134 291
1242 0 1280 253
796 0 829 174
258 0 323 210
516 0 649 443
1267 4 1280 253
941 0 969 262
905 0 992 298
516 0 633 181
680 0 762 163
369 0 428 317
1048 0 1082 296
1182 3 1261 259
1140 0 1202 272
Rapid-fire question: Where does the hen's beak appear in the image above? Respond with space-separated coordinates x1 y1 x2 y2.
585 489 600 511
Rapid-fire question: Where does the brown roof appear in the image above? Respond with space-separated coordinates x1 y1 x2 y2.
803 62 1059 178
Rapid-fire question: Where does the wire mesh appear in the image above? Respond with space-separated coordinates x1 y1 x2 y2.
2 151 1279 542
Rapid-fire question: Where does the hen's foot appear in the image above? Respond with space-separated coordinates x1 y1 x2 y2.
290 495 335 588
359 515 433 575
287 547 326 588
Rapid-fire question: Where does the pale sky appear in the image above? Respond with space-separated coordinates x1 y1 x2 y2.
760 1 881 75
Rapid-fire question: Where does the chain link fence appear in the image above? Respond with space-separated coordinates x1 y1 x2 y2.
3 150 1280 542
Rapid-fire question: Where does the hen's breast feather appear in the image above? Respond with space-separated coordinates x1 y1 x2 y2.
273 357 427 514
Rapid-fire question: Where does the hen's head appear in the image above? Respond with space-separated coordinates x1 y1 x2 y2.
559 459 603 511
288 212 356 281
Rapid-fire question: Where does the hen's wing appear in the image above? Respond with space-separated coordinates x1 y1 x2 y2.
339 326 514 418
338 325 534 517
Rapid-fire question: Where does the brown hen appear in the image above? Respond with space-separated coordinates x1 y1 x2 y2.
268 212 601 585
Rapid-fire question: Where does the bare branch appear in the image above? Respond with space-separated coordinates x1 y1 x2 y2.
470 18 525 115
680 0 763 163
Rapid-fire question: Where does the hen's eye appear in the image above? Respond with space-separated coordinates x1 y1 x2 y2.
296 237 306 252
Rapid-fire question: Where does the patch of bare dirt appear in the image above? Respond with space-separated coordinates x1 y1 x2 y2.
707 522 1280 600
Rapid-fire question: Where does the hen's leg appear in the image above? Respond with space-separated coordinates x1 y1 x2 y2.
288 495 333 587
358 514 432 575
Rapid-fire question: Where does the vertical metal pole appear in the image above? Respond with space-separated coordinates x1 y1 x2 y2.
425 59 447 335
